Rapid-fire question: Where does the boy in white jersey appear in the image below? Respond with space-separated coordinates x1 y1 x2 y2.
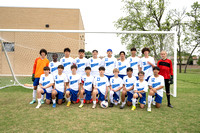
60 48 74 77
147 67 165 112
51 65 68 108
120 67 137 109
100 49 117 81
140 47 155 82
73 49 89 77
92 67 110 109
131 71 148 111
49 53 61 76
66 65 81 107
117 51 129 79
36 67 54 108
79 67 94 108
88 50 102 77
127 47 141 80
109 68 123 107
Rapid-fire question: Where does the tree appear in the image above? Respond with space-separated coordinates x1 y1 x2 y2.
184 2 200 73
114 0 176 60
85 51 92 59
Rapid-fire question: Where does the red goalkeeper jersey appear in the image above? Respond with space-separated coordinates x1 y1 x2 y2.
157 59 173 79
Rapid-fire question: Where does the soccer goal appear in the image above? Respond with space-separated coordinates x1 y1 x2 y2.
0 29 177 97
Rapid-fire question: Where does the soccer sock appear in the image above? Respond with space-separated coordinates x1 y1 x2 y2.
67 97 70 102
114 102 118 106
41 94 44 100
37 98 41 104
33 90 37 100
93 101 96 105
148 95 152 108
167 94 171 105
109 91 114 103
81 98 84 104
132 98 136 106
52 99 56 104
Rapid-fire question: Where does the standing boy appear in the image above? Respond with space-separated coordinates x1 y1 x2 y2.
49 53 61 76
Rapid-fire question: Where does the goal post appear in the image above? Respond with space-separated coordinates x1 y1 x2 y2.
0 29 177 97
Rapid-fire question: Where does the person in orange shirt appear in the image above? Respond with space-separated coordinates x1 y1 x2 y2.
30 49 49 104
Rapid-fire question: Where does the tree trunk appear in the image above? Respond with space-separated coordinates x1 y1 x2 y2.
184 43 199 73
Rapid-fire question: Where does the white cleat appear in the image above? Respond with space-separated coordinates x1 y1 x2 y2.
153 101 156 105
36 103 41 109
92 104 96 109
147 107 151 112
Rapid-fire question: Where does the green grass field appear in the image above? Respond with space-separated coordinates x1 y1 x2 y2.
0 69 200 132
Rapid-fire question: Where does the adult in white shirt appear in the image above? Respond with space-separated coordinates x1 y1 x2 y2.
101 49 117 81
88 50 102 77
127 47 141 80
60 48 74 76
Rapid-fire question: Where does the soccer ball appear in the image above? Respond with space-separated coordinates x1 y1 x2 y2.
100 101 108 109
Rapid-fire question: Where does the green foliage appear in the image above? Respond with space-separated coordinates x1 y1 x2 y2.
197 56 200 65
85 51 92 59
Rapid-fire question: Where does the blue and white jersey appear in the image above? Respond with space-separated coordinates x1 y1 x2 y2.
134 80 148 93
39 74 54 93
73 57 89 76
60 57 74 76
54 73 68 93
127 56 141 77
148 75 165 97
94 76 110 95
123 76 137 94
81 75 94 91
68 73 81 91
117 59 130 75
88 57 101 77
101 57 117 76
110 77 123 96
140 56 155 79
49 61 61 76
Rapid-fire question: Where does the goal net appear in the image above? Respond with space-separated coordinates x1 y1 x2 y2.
0 29 177 97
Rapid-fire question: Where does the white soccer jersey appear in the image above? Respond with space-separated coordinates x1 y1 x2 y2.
148 75 165 97
60 57 74 76
117 59 130 75
101 57 117 76
123 76 137 94
88 57 101 77
39 74 54 93
49 61 61 76
54 73 68 93
81 75 94 91
140 56 155 79
134 80 148 93
94 76 110 95
110 77 123 96
73 57 89 76
68 73 81 91
127 56 141 76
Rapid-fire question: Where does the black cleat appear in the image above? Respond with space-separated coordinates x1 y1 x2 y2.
109 103 114 107
168 104 173 108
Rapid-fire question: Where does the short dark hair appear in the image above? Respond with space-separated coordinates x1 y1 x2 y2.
85 66 91 71
57 65 64 69
92 50 98 53
153 66 160 71
142 47 150 54
131 47 137 51
39 49 47 55
43 66 50 71
64 48 71 53
71 64 77 70
52 53 58 57
127 67 133 72
119 51 126 55
138 71 145 76
99 66 105 71
79 49 85 53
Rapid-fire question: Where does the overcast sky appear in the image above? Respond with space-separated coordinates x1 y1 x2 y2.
0 0 197 56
